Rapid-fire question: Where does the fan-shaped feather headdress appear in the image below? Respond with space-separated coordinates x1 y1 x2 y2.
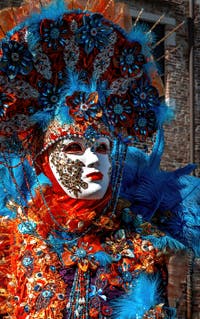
0 0 170 157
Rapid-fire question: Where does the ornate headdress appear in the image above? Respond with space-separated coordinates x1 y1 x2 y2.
0 0 170 158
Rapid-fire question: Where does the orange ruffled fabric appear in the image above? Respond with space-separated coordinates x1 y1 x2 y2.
0 218 67 319
0 0 132 40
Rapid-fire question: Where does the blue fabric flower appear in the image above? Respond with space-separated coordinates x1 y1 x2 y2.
66 91 102 124
106 95 133 126
40 18 68 50
134 110 157 136
119 44 145 77
131 81 159 109
0 40 33 79
75 14 113 54
39 83 62 111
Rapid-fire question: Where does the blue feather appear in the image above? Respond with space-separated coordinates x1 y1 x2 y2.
31 111 54 129
56 106 73 125
0 154 52 218
128 24 154 57
120 128 200 255
64 70 97 96
142 235 186 251
111 273 162 319
94 251 112 266
149 129 164 168
156 101 174 126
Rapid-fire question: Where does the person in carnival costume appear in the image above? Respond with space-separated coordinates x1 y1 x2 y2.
0 0 200 318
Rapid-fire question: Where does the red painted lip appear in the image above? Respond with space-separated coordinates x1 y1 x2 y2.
86 172 103 181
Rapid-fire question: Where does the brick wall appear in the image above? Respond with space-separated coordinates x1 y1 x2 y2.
125 0 200 176
125 1 200 318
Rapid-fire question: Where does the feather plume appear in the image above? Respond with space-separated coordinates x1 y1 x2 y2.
94 251 112 266
0 154 51 218
111 273 162 319
121 128 200 255
142 234 186 251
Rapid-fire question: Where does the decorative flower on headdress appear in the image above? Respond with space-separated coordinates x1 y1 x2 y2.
0 40 33 79
130 80 160 109
116 42 145 77
75 14 113 54
106 95 133 127
133 110 157 138
40 18 69 50
39 83 63 112
66 91 102 124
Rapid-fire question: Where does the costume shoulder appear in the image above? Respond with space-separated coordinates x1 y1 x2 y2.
120 129 200 256
0 153 51 218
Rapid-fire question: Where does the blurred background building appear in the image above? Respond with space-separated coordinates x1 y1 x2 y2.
124 1 200 318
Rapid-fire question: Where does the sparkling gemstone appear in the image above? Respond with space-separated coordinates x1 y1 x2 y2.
76 248 87 258
50 27 60 39
125 54 134 65
138 117 147 127
114 104 123 115
22 256 33 266
11 52 19 62
42 290 53 298
140 92 147 100
90 28 97 36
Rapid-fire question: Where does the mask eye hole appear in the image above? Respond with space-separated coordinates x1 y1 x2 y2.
95 143 109 154
62 142 83 154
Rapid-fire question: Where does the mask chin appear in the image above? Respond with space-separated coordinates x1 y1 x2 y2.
64 181 109 200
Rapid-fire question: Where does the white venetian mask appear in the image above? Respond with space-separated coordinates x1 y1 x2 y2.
48 136 112 200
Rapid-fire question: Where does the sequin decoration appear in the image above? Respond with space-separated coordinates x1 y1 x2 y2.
21 250 34 277
35 283 56 311
33 44 52 80
92 32 117 80
4 80 39 100
63 37 80 70
50 142 88 197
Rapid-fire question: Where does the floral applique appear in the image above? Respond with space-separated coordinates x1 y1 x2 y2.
0 40 33 79
75 14 113 54
66 91 102 125
40 18 69 50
